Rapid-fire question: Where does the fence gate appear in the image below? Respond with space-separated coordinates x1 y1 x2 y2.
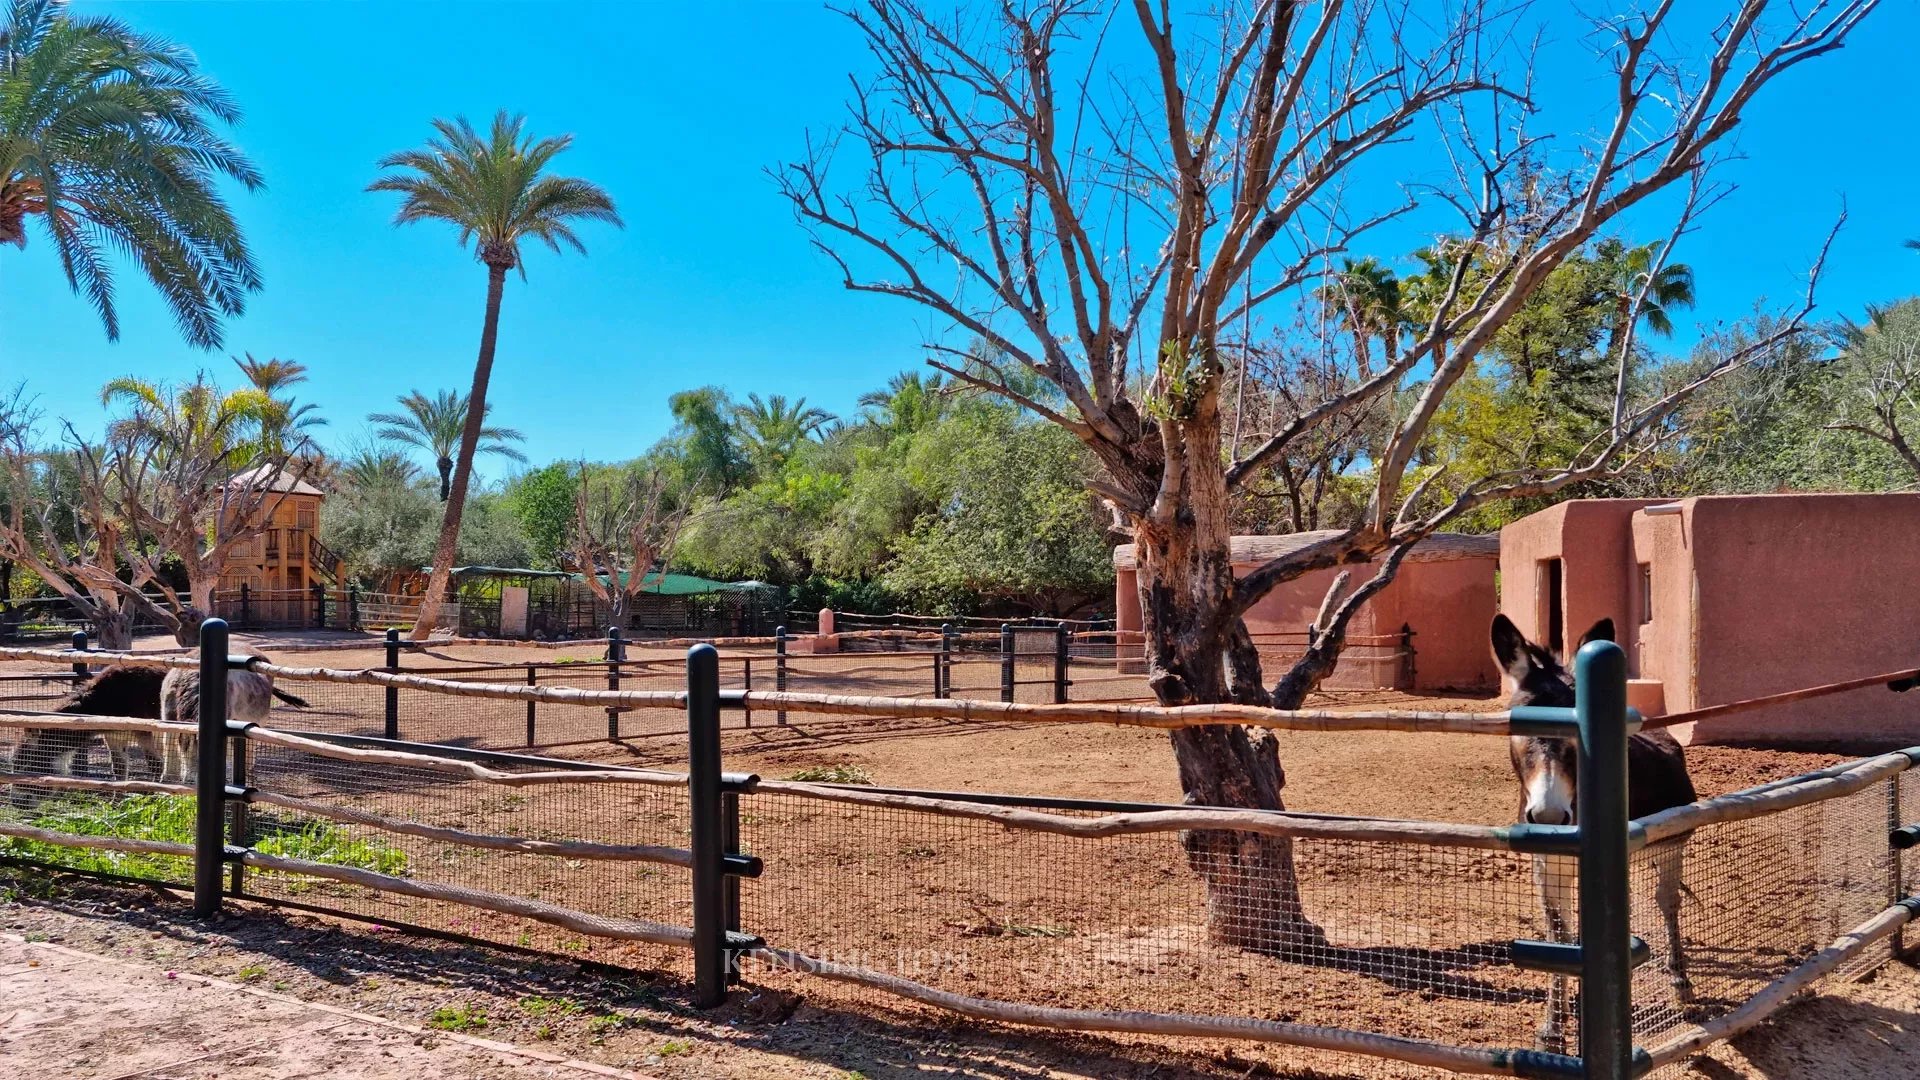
1001 624 1069 704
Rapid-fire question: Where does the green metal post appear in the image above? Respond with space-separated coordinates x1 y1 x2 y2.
383 628 400 740
1574 639 1638 1080
774 626 788 726
70 629 89 682
1000 624 1015 703
606 626 624 740
193 618 231 919
687 644 727 1007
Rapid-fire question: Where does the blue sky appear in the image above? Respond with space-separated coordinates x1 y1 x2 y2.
4 1 1915 476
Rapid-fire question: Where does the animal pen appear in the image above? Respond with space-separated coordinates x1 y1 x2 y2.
1 630 1917 1079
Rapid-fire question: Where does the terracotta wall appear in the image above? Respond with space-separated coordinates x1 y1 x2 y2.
1114 555 1499 692
1370 557 1500 691
1498 500 1657 665
1682 495 1920 745
1628 509 1696 706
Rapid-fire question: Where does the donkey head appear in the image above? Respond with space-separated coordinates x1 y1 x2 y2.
1492 614 1615 825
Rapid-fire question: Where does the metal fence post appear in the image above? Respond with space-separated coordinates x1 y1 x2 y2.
687 643 727 1007
70 629 89 682
525 664 538 747
193 617 231 920
312 583 325 629
239 583 250 630
1000 624 1015 703
348 584 360 631
606 626 624 740
721 787 744 985
1574 639 1638 1080
1054 624 1070 704
774 626 788 726
742 658 753 729
383 628 400 740
937 622 953 699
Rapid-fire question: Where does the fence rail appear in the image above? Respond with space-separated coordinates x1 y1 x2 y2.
2 625 1917 1080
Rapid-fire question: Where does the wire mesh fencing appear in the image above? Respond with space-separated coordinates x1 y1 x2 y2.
235 732 693 973
734 790 1567 1055
0 719 197 889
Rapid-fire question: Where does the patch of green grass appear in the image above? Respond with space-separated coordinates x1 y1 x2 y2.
0 795 407 883
519 995 582 1019
784 763 873 785
234 964 268 982
428 1003 490 1032
587 1012 637 1036
658 1040 692 1057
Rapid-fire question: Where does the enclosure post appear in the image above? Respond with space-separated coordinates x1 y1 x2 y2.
742 658 753 729
525 664 538 747
1053 624 1070 704
193 618 231 920
383 628 400 741
937 623 954 699
70 629 89 681
1575 639 1636 1080
606 626 624 740
687 643 727 1007
348 585 360 631
1000 624 1015 703
239 583 250 630
774 626 789 725
312 583 325 630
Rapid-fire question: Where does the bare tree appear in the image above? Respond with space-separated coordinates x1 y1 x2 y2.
565 465 694 629
0 395 156 649
780 0 1869 947
1824 300 1920 479
0 385 306 648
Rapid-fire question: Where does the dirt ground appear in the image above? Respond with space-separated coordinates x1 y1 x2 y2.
3 868 1917 1080
2 631 1917 1077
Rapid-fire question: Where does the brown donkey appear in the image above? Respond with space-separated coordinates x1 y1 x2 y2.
1492 614 1696 1052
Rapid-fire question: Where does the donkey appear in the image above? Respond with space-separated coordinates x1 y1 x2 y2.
1492 614 1697 1052
8 666 167 802
7 663 306 791
151 664 308 784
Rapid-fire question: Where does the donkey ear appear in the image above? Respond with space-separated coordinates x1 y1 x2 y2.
1490 614 1538 682
1580 618 1616 647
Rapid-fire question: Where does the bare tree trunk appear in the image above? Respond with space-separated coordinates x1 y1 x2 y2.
94 610 134 651
413 265 508 640
1136 430 1324 952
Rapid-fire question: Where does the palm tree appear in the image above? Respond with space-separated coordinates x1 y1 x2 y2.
234 355 326 456
857 372 949 436
336 445 423 491
1320 257 1403 375
369 111 620 638
1594 238 1695 346
731 393 833 476
100 372 273 463
0 0 263 348
369 389 527 501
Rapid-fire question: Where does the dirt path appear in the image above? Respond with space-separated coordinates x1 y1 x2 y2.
0 933 647 1079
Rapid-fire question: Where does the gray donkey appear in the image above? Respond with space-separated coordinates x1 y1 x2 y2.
1492 615 1697 1052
